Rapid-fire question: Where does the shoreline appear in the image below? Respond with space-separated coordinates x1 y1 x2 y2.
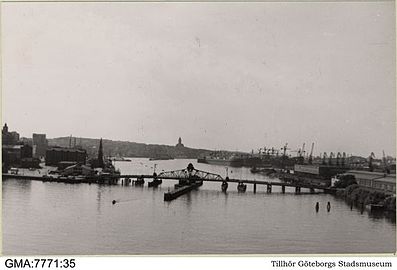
334 184 396 213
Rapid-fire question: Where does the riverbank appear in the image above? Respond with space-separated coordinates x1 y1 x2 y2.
335 184 396 212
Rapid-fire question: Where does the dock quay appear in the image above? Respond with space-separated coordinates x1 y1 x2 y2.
2 173 114 185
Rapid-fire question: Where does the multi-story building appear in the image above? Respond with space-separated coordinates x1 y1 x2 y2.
294 164 348 180
45 147 87 166
346 170 396 194
2 123 20 145
2 144 33 166
32 133 48 158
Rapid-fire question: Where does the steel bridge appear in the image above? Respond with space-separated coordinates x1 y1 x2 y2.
115 163 331 193
2 163 333 194
157 164 224 181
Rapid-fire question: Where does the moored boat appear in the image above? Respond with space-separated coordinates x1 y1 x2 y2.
149 156 174 161
148 179 162 187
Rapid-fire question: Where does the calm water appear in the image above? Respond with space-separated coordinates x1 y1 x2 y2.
2 158 396 254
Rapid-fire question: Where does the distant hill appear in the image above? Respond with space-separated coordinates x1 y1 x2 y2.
48 137 214 159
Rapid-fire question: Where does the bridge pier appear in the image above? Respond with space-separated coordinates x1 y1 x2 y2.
267 184 272 193
295 186 301 194
135 176 145 186
123 178 129 186
253 183 257 193
281 185 285 194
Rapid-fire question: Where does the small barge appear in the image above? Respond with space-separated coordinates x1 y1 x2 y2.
148 179 162 187
164 180 203 201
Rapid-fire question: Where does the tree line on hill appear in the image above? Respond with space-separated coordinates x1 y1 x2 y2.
48 137 215 159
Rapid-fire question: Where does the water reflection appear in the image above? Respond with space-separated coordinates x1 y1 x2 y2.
96 186 103 215
184 192 192 211
369 210 396 223
223 191 229 206
5 178 32 191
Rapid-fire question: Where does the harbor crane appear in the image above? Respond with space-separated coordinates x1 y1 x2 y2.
368 152 376 172
301 143 306 158
336 152 342 166
383 150 390 174
308 143 314 164
322 152 328 165
281 143 290 157
328 152 334 166
280 143 290 168
263 147 270 155
342 152 346 167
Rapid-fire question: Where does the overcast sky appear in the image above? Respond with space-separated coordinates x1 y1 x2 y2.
2 2 395 157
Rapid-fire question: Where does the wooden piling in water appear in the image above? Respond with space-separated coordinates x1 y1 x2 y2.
253 183 257 193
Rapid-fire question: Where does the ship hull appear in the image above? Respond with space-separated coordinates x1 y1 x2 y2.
198 156 298 168
197 158 244 167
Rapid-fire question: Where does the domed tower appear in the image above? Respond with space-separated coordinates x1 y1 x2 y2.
176 137 184 148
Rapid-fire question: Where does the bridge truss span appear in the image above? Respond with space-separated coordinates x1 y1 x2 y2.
158 163 224 181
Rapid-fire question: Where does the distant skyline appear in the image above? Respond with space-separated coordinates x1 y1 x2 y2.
2 2 395 158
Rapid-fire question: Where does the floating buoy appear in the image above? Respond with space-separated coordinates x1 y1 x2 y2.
315 202 319 212
327 202 331 212
112 200 117 205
